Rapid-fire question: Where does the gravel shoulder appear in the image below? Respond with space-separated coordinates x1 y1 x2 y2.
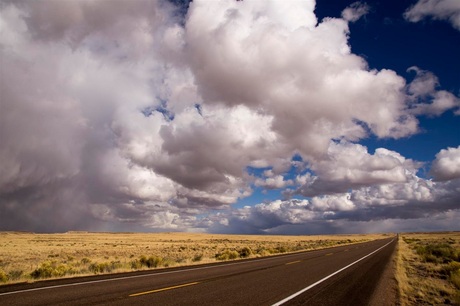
369 239 399 306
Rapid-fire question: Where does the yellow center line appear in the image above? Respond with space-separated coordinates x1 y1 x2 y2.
325 253 334 256
129 282 200 297
286 260 301 265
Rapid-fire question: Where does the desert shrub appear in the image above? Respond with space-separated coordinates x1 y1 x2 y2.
88 261 122 274
110 260 123 270
238 247 253 258
451 269 460 289
131 259 143 270
89 262 108 274
0 269 8 282
175 257 186 264
403 237 421 244
255 247 270 256
30 261 75 279
8 270 23 281
192 254 203 262
131 255 164 269
141 255 163 268
441 261 460 289
30 262 55 279
417 243 459 263
55 264 72 277
215 250 239 261
162 258 174 267
274 246 287 253
81 257 91 264
440 261 460 276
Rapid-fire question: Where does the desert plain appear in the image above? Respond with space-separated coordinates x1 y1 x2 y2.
1 231 459 306
0 231 386 284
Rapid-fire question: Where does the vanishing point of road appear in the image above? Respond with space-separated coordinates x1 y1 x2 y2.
0 237 396 306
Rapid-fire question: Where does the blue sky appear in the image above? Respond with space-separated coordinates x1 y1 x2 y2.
1 0 459 234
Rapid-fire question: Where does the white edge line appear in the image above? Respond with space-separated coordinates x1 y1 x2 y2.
0 246 329 296
271 239 394 306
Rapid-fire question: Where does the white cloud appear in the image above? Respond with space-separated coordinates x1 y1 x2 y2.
0 0 185 231
99 149 177 202
291 141 421 197
211 173 460 234
404 0 460 31
342 2 370 22
314 142 418 183
351 174 435 206
430 146 460 181
255 175 294 189
185 0 419 159
311 194 356 211
407 67 460 116
0 0 458 233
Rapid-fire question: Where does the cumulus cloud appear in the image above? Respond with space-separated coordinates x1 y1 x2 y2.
341 1 370 22
211 174 460 234
404 0 460 31
0 0 458 233
185 0 422 154
430 146 460 181
255 175 294 189
289 141 420 197
407 67 460 116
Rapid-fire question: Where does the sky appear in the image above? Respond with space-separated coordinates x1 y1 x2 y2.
0 0 459 234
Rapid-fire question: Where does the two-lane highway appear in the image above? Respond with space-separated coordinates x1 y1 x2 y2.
0 237 396 305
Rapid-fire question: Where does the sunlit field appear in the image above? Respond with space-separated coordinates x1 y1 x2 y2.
0 232 389 284
396 232 460 305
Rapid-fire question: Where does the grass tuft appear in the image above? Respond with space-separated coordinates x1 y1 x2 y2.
131 255 166 269
215 250 239 261
0 269 7 283
192 254 203 262
450 268 460 289
88 261 122 274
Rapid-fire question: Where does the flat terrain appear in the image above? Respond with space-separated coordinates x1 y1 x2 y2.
0 237 396 306
0 232 389 284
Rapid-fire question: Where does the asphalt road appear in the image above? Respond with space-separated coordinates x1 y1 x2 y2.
0 237 396 306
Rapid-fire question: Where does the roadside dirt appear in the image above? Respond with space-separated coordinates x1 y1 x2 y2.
369 241 399 306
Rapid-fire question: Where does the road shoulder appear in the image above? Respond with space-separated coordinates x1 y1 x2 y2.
369 239 399 306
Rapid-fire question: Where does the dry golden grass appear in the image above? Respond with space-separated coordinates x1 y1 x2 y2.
396 232 460 306
0 231 388 284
